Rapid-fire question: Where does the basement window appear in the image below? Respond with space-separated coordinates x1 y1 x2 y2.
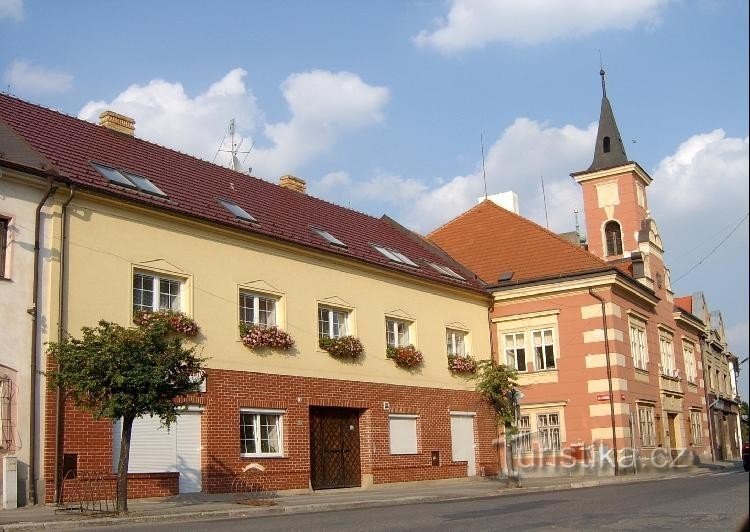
219 199 257 223
91 163 167 197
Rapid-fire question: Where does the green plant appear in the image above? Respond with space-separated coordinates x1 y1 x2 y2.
319 336 364 359
447 354 478 373
47 318 205 513
473 360 519 426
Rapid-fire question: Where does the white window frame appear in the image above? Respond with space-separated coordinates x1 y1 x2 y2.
690 410 702 445
318 305 349 339
239 290 277 327
504 332 527 372
388 414 418 455
659 333 676 377
446 328 467 357
386 318 411 348
516 415 532 454
683 341 696 384
537 413 561 451
638 404 656 447
133 270 183 313
629 320 649 371
532 328 556 370
239 409 284 458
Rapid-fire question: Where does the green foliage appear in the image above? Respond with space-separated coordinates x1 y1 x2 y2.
740 400 749 443
47 319 206 427
319 336 365 359
473 360 519 426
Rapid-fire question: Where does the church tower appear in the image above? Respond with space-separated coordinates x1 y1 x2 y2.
571 69 671 298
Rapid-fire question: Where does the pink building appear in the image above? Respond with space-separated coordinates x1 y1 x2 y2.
430 71 711 475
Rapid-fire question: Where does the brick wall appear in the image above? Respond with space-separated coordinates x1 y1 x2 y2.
45 367 498 501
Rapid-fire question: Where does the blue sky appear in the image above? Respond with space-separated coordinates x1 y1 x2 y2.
2 0 748 397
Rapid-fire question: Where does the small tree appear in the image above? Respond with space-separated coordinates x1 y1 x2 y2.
47 317 205 513
473 360 519 482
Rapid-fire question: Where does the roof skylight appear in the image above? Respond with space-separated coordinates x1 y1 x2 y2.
218 199 257 222
92 163 167 197
427 262 465 280
373 245 419 267
312 227 347 248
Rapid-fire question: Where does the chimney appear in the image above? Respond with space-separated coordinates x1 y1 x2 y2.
98 110 135 136
279 174 306 194
478 191 519 214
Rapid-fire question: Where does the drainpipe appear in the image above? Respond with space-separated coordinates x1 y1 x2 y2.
29 178 58 505
53 185 75 504
589 288 619 476
700 334 715 462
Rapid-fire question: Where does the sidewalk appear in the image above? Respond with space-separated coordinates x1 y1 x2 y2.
0 461 741 530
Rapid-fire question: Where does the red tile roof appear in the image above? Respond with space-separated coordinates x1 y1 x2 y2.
674 296 693 314
0 94 483 292
428 200 611 285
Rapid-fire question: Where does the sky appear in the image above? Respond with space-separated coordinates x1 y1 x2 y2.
2 0 748 398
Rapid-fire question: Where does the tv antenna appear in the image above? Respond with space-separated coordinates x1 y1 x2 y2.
212 119 253 174
481 133 488 199
541 176 549 229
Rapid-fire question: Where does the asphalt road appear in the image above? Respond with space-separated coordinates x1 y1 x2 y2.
105 470 749 532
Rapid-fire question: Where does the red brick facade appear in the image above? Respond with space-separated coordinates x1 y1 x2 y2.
44 367 498 501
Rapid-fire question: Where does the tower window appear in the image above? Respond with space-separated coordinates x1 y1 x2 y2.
604 220 623 256
603 136 611 153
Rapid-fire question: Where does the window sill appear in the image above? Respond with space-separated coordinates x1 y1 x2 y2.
634 367 649 375
240 453 285 459
0 277 11 283
390 452 419 456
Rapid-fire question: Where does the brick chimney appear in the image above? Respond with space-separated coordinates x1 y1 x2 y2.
279 174 306 194
98 110 135 136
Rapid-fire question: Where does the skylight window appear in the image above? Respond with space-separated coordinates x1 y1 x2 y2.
373 245 419 267
427 262 465 280
218 199 257 223
312 227 347 248
122 172 166 197
92 163 167 197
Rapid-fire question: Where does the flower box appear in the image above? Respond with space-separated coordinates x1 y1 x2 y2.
386 345 423 368
319 336 364 359
239 323 295 350
448 354 478 374
133 310 199 337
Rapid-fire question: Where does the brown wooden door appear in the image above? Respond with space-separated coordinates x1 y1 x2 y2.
310 408 361 489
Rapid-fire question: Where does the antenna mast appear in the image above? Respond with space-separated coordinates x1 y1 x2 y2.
574 208 581 243
481 133 488 199
212 119 253 173
541 176 549 229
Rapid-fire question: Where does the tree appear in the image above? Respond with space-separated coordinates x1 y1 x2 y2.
47 313 205 513
473 360 520 483
740 400 749 443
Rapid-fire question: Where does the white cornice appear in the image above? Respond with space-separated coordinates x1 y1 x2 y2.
571 162 653 186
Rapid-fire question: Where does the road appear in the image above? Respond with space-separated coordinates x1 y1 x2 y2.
105 470 749 531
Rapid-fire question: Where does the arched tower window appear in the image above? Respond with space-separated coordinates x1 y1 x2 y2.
603 136 611 153
604 220 623 256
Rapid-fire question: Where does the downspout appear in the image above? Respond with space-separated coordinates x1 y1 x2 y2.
700 334 715 462
29 178 58 505
589 288 619 475
53 185 75 504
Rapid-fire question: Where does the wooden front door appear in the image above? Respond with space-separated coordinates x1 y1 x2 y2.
310 407 361 489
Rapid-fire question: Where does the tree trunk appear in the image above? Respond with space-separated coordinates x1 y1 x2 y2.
116 415 134 513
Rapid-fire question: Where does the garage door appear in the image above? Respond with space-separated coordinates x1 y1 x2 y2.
112 410 202 493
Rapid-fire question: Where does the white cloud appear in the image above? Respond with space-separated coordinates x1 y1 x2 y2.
4 60 72 94
252 70 389 177
414 0 669 52
79 68 259 165
79 68 388 179
651 129 749 214
318 171 352 189
0 0 22 21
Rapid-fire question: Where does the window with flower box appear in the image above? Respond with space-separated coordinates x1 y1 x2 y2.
386 318 411 348
446 329 467 357
240 409 283 457
133 271 183 313
239 291 277 327
318 306 349 339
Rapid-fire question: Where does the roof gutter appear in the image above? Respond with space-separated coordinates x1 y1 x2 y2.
588 287 619 476
29 177 58 505
53 185 75 504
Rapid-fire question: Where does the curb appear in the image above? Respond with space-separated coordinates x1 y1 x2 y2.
0 466 739 530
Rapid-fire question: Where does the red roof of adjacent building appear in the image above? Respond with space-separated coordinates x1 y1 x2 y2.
428 200 611 285
0 94 482 292
674 296 693 314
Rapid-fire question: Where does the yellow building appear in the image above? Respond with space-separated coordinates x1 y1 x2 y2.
0 94 495 502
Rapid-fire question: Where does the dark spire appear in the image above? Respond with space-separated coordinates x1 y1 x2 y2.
588 69 628 171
